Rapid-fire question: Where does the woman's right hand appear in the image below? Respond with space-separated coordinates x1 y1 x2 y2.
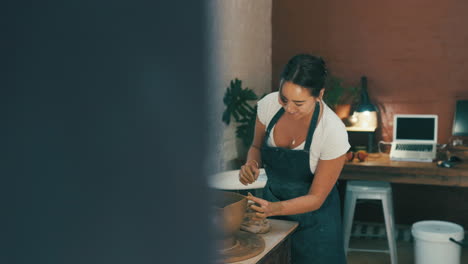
239 160 260 186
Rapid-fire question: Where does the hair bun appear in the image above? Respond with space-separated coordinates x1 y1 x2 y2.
280 54 328 97
318 57 328 77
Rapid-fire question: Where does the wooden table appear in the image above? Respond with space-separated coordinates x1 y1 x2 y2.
341 153 468 186
231 219 298 264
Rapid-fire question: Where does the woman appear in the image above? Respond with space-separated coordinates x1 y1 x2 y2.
239 54 350 263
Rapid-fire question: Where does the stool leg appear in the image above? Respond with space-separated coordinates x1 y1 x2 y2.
343 191 356 254
382 194 398 264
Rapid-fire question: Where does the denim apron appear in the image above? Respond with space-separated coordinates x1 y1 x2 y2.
261 102 347 264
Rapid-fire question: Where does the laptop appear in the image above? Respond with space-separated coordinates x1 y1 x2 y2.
390 114 438 162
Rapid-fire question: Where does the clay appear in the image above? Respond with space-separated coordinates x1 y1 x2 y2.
240 200 271 234
212 191 265 262
213 191 248 247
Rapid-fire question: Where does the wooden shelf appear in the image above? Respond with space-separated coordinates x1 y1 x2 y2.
346 126 376 132
341 153 468 186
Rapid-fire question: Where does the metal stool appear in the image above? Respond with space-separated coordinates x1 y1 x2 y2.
343 180 398 264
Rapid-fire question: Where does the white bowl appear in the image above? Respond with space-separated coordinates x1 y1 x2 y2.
209 169 267 190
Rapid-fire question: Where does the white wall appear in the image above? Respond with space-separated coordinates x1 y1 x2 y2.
206 0 272 172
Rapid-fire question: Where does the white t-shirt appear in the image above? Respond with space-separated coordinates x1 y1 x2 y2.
257 92 351 173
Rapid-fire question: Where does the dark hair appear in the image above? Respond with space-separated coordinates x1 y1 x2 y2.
280 54 328 97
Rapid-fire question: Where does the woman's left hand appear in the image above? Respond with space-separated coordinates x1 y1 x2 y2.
246 193 283 220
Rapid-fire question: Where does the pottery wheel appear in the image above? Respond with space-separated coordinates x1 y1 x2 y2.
218 231 265 263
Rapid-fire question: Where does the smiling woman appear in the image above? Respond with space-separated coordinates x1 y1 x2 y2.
278 81 320 120
275 82 320 148
238 54 350 264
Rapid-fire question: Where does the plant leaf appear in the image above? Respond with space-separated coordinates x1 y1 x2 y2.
222 109 231 125
222 78 260 147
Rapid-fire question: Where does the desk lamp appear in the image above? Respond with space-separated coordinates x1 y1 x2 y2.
352 76 378 130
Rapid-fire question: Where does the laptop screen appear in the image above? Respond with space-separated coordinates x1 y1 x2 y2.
452 100 468 136
394 115 438 141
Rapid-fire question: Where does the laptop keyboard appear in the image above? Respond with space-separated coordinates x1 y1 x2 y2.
395 144 433 152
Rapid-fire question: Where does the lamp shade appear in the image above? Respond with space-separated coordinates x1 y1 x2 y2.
353 111 378 130
351 76 378 130
356 76 377 112
356 103 377 112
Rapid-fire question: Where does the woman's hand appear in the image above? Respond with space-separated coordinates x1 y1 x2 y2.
246 193 283 220
239 160 260 185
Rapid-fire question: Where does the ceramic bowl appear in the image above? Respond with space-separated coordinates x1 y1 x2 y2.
212 191 248 248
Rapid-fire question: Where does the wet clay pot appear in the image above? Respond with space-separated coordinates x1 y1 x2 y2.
213 191 248 249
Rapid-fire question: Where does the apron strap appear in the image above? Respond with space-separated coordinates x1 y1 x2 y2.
264 102 321 149
304 101 321 151
265 107 285 142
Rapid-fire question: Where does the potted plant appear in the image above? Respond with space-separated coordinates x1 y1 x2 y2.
323 75 361 119
222 78 264 165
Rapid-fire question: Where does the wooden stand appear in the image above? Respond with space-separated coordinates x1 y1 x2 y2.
346 126 376 153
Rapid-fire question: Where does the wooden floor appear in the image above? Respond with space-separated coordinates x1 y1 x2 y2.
347 237 468 264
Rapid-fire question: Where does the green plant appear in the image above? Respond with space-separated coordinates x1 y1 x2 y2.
323 75 360 110
222 78 261 148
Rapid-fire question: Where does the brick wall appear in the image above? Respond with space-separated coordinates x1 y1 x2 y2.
272 0 468 144
273 0 468 227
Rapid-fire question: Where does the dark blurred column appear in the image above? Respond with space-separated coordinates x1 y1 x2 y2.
1 1 213 263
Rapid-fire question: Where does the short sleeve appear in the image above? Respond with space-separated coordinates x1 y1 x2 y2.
320 120 351 160
256 92 278 126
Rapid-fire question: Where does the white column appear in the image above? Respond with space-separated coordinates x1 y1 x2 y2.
206 0 272 172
